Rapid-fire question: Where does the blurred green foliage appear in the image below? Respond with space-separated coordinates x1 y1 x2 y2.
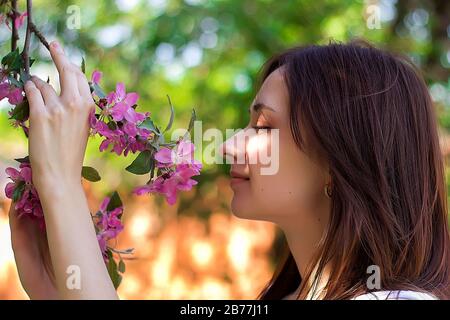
1 0 449 216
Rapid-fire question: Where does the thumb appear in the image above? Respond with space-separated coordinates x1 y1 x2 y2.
9 202 37 249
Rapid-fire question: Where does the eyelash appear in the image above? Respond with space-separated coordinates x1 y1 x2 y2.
252 126 271 132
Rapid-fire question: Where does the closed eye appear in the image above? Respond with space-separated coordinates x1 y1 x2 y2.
252 126 271 133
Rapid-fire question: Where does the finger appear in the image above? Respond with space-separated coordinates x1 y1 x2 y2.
8 202 29 245
49 41 79 99
31 76 59 107
9 210 43 277
76 72 92 100
24 80 46 117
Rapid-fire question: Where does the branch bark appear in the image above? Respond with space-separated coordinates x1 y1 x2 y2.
30 22 50 51
22 0 32 74
10 0 18 51
10 6 50 52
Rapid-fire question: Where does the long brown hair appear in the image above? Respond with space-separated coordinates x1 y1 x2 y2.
258 41 450 300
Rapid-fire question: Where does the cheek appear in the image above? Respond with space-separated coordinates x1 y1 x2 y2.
229 130 325 222
248 136 325 218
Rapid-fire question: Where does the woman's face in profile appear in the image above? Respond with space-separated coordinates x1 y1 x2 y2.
221 68 331 233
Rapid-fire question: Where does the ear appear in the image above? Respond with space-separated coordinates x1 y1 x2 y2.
321 163 332 185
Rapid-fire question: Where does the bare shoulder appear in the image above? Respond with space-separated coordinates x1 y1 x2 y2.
352 290 438 300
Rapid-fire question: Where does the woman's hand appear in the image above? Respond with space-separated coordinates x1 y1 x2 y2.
21 41 117 299
25 41 95 195
9 203 58 299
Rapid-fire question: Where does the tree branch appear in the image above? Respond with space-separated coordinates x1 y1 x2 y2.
10 0 18 51
30 22 50 51
10 6 51 52
22 0 32 74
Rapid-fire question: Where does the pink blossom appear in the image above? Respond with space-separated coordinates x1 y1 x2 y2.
99 131 126 155
133 163 201 205
8 87 24 104
91 70 103 85
89 108 98 128
1 82 24 105
0 82 9 100
4 162 45 230
4 11 27 30
14 11 28 29
106 83 137 106
90 110 151 156
155 139 201 168
105 83 147 124
134 139 202 204
95 196 124 258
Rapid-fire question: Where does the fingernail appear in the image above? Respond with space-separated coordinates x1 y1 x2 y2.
51 41 60 51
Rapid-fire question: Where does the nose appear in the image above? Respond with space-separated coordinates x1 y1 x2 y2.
218 134 235 164
219 129 247 164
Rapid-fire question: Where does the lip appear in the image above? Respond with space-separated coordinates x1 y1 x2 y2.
230 170 250 186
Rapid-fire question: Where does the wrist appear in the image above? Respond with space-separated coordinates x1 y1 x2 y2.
35 176 83 203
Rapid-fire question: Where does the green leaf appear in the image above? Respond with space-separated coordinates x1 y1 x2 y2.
187 108 196 133
106 191 123 212
92 83 106 99
149 138 160 150
106 250 122 289
81 166 101 182
9 100 29 122
138 118 159 135
107 121 117 130
118 259 126 273
184 108 197 140
14 155 30 164
163 95 175 133
2 48 22 71
0 5 10 15
125 150 153 175
12 181 25 202
8 76 23 88
149 157 156 179
20 69 31 84
159 142 176 147
81 57 86 74
158 133 166 144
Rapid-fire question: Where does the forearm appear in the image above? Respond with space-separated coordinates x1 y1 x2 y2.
38 179 118 299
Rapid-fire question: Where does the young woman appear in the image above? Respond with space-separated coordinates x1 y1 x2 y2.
9 40 450 299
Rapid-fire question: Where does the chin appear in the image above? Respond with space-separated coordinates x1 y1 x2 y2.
230 196 250 218
230 196 261 221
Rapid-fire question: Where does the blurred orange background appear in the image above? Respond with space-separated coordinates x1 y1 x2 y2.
0 174 277 299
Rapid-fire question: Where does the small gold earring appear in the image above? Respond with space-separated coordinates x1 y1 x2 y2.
324 183 332 198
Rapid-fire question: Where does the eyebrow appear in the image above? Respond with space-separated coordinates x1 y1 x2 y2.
248 102 276 114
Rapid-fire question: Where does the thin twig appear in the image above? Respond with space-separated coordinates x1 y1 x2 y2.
10 0 18 52
22 0 32 74
30 22 50 51
10 6 50 52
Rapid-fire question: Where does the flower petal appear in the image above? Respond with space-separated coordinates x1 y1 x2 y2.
116 83 126 100
5 167 20 180
99 196 110 213
124 92 139 107
91 70 103 84
5 182 15 198
155 147 174 165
